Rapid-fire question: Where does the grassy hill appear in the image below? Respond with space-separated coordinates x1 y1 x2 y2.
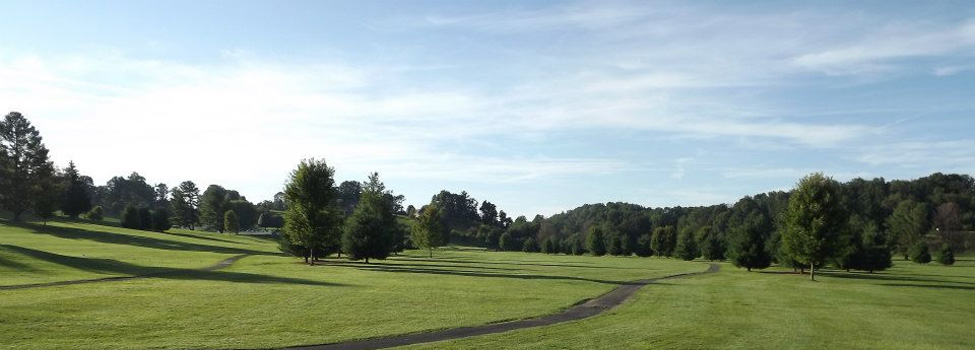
0 219 702 350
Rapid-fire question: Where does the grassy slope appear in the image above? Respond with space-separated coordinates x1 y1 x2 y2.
0 220 279 285
0 220 702 350
402 258 975 350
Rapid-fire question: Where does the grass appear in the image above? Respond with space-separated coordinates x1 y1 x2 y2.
0 219 703 350
400 258 975 350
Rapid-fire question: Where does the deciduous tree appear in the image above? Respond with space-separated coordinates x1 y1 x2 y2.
283 159 342 265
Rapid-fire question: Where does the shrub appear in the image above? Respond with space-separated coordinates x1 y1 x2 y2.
87 206 104 221
151 208 172 232
937 244 955 265
909 242 931 264
137 207 152 230
121 205 140 229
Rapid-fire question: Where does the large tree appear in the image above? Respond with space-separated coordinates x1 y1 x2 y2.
0 112 55 221
199 184 229 232
170 181 200 229
411 206 447 258
224 210 239 234
586 226 607 256
341 173 397 263
283 159 342 265
783 173 848 281
60 161 93 218
726 197 773 271
886 200 929 259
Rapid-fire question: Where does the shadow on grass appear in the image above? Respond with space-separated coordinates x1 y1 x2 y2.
322 259 520 272
880 283 975 291
165 231 246 245
394 255 645 270
15 221 276 257
0 245 341 288
820 271 975 286
322 260 627 285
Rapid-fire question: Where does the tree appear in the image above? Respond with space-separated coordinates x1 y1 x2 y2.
650 226 676 257
674 227 698 261
522 236 540 253
838 215 892 273
0 112 55 221
586 227 607 256
606 231 624 256
87 206 104 221
541 236 559 254
170 181 200 229
137 207 152 230
782 173 847 281
151 208 172 232
224 210 240 234
698 226 725 261
936 244 955 265
282 159 342 265
406 205 417 218
227 199 258 231
336 180 362 215
886 200 929 259
634 234 653 257
60 161 92 218
909 242 931 264
121 205 140 229
341 173 398 263
33 170 61 224
479 201 498 226
199 185 228 232
499 231 518 251
933 202 963 250
412 206 447 258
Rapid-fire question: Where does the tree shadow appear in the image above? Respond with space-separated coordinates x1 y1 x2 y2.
0 249 34 270
18 222 275 256
165 231 246 245
0 245 340 288
879 283 975 291
324 261 626 285
820 271 975 286
321 259 520 272
393 256 643 270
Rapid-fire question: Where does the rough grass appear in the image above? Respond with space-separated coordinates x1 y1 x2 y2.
0 220 702 350
401 258 975 350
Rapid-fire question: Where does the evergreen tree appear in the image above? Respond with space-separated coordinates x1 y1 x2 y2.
499 231 518 251
634 234 653 257
606 231 623 256
570 236 585 255
341 173 398 263
151 208 172 232
886 200 929 259
170 181 200 229
782 173 847 280
121 205 140 229
224 210 239 234
586 227 607 256
282 159 342 265
137 207 152 230
674 227 698 261
936 244 955 265
541 236 558 254
60 161 92 218
412 206 447 258
0 112 55 221
909 242 931 264
33 171 61 224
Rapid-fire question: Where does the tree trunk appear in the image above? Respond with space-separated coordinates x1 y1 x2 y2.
365 257 369 264
429 248 433 259
810 261 815 281
747 267 751 272
310 247 316 266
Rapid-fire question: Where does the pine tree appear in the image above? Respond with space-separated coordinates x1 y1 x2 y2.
170 181 200 229
522 236 539 253
152 208 172 232
634 234 653 257
698 226 725 261
936 244 955 265
341 173 397 263
909 242 931 264
87 206 104 221
586 227 607 256
60 161 92 218
121 205 140 229
0 112 55 221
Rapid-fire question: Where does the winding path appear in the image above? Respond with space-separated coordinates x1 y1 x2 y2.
0 254 249 291
281 263 721 350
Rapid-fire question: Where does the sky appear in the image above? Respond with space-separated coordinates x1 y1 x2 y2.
1 1 974 218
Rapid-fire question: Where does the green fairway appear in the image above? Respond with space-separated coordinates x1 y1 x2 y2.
401 258 975 350
0 220 703 350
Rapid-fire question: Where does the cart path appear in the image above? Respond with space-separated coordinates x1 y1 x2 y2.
0 254 250 291
280 263 721 350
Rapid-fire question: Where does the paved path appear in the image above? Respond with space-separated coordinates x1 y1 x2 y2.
0 254 249 291
281 263 721 350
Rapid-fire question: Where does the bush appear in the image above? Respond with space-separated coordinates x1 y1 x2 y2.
87 206 104 221
151 208 172 232
121 205 140 229
522 236 539 253
225 210 240 234
137 207 152 230
909 242 931 264
937 244 955 265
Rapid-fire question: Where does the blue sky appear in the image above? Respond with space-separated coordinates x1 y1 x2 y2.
2 1 974 217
